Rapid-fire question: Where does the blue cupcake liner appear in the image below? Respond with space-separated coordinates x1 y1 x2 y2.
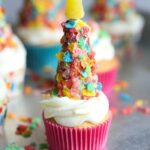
25 44 61 79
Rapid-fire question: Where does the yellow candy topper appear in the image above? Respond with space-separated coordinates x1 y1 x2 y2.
65 0 85 19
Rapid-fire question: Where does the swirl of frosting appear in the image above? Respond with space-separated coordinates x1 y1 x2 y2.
17 27 63 45
91 30 115 61
0 77 7 101
41 92 109 127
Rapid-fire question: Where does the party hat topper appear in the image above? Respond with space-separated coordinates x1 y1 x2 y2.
0 0 16 51
49 0 102 100
20 0 62 28
65 0 84 19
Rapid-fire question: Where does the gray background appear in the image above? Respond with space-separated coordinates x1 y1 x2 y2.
2 0 150 24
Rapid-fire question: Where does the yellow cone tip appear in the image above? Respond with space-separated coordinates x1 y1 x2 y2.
65 0 85 20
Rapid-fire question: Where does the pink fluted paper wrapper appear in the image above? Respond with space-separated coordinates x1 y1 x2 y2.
98 67 118 96
43 113 112 150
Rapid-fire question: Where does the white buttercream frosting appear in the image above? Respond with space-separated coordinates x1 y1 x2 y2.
41 92 109 127
0 78 7 102
17 27 63 45
91 30 115 61
101 13 144 36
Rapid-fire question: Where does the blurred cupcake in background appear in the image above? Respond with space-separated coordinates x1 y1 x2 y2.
17 0 64 79
0 3 26 97
89 21 119 96
91 0 145 59
0 77 8 134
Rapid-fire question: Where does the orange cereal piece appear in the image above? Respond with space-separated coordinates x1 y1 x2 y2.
121 107 134 115
7 112 16 119
19 116 32 123
24 86 32 95
110 107 118 116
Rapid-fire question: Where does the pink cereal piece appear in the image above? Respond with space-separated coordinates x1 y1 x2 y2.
121 107 134 115
110 107 118 116
137 107 150 114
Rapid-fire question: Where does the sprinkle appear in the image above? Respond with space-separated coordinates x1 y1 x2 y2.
119 80 129 89
119 92 132 102
5 143 24 150
51 88 58 97
22 130 32 138
19 116 32 123
79 55 85 60
75 20 86 28
137 107 150 115
63 51 73 63
63 88 71 97
113 85 121 92
86 83 95 91
56 74 62 82
97 82 102 91
134 99 144 108
65 20 76 28
81 71 88 78
78 37 86 50
110 107 118 116
39 143 48 150
7 112 16 119
24 86 32 96
121 107 134 115
82 89 96 97
68 43 77 51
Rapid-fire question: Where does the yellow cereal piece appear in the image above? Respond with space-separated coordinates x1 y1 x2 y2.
56 52 64 61
68 43 77 51
82 89 96 97
0 38 5 44
76 20 86 28
56 74 62 82
113 85 121 92
65 0 85 19
134 100 144 107
63 88 71 97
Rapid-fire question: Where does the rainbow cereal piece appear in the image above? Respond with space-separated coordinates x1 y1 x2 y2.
0 3 16 51
91 0 135 22
20 0 62 28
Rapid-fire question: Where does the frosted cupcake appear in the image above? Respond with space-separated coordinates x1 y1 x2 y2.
91 0 144 58
41 1 112 149
89 21 119 95
0 77 8 134
0 4 26 97
17 0 64 79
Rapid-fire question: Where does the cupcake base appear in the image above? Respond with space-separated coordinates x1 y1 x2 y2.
43 113 112 150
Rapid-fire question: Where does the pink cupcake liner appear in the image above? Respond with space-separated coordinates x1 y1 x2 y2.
98 67 118 96
43 113 112 150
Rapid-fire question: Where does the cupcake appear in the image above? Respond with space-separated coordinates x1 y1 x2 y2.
89 21 119 95
0 4 26 97
17 0 64 79
0 77 8 134
41 1 112 149
91 0 145 58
